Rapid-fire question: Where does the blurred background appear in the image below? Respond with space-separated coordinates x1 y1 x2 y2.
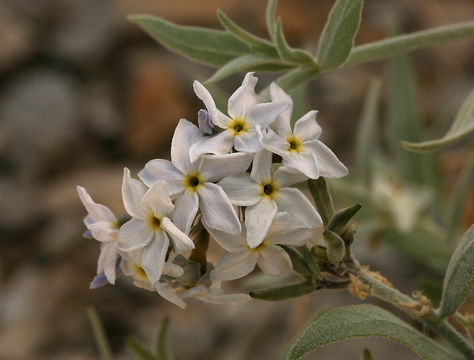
0 0 473 359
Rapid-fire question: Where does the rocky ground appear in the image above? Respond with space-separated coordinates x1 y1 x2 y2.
0 0 473 359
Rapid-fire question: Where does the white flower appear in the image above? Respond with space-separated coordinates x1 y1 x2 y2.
209 213 314 281
139 119 253 235
259 83 348 179
190 72 289 161
219 149 322 248
180 282 251 305
77 186 119 285
118 169 194 284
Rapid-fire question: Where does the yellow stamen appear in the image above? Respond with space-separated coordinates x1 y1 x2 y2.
287 135 303 153
148 215 162 229
183 172 204 192
228 117 249 136
260 181 279 199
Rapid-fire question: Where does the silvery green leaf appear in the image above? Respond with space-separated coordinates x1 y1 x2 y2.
266 0 278 41
316 0 363 71
286 304 460 360
446 155 474 242
327 203 362 235
127 337 156 360
439 225 474 318
206 54 292 84
402 88 474 152
154 317 172 360
275 18 318 67
322 230 345 264
356 80 381 187
250 280 319 301
128 15 250 67
217 10 278 57
280 245 312 278
297 246 323 280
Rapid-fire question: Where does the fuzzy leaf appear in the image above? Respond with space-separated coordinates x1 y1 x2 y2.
250 280 319 301
128 15 250 67
266 0 278 41
439 225 474 318
327 203 362 235
316 0 363 70
206 54 292 83
217 10 278 57
402 88 474 152
280 245 312 278
356 80 381 187
322 230 345 264
286 304 460 360
275 18 317 66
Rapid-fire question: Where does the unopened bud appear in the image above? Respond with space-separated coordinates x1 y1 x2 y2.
327 203 361 236
323 230 345 264
198 109 214 134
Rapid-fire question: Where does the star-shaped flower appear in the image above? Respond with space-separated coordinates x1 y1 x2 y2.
77 186 120 285
219 149 322 248
208 213 314 281
139 119 253 235
118 169 194 284
260 83 348 179
190 72 289 161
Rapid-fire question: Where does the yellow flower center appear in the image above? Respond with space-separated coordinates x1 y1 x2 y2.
148 215 162 229
134 264 149 280
229 117 249 136
250 239 268 252
260 181 279 199
184 172 203 192
287 136 303 153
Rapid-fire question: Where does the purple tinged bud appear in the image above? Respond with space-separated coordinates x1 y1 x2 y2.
83 230 93 239
89 273 109 289
198 109 214 134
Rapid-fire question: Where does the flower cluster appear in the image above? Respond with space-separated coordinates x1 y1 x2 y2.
78 73 348 309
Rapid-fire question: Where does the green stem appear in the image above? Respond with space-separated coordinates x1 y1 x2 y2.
345 21 474 68
351 265 474 359
86 307 113 360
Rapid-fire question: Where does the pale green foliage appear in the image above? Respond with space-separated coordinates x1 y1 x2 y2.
316 0 363 70
266 0 278 41
126 318 173 360
274 18 317 66
357 80 381 187
128 15 250 67
286 305 461 360
439 226 474 318
402 88 474 152
87 307 113 360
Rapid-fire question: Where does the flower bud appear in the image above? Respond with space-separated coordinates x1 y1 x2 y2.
323 230 345 264
198 109 214 134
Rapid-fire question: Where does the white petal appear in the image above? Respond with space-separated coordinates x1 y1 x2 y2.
198 183 241 234
199 288 251 304
163 262 184 277
267 215 314 246
250 149 273 183
227 72 258 119
274 166 308 187
257 245 292 276
193 80 231 128
97 242 118 284
218 175 261 206
142 232 169 284
275 188 322 228
189 130 234 163
206 226 248 253
157 283 187 309
140 180 175 218
247 101 289 129
171 190 199 235
293 110 322 142
309 140 349 178
233 128 263 153
245 198 277 248
269 82 293 137
138 159 184 196
199 152 253 182
88 221 118 243
170 119 203 174
211 251 258 281
77 186 116 223
161 217 195 253
260 128 289 158
282 151 319 179
122 168 147 219
118 219 153 251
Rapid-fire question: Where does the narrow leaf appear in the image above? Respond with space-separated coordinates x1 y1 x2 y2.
127 338 156 360
275 18 318 67
286 304 460 360
128 15 250 67
86 307 113 360
250 280 319 301
402 88 474 152
356 80 381 187
297 246 323 280
280 245 312 278
327 203 362 235
439 225 474 318
316 0 363 70
446 155 474 243
307 178 336 226
217 10 278 57
206 54 292 84
154 317 172 360
346 21 474 68
266 0 278 41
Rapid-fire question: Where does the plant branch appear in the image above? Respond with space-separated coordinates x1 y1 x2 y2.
345 21 474 68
